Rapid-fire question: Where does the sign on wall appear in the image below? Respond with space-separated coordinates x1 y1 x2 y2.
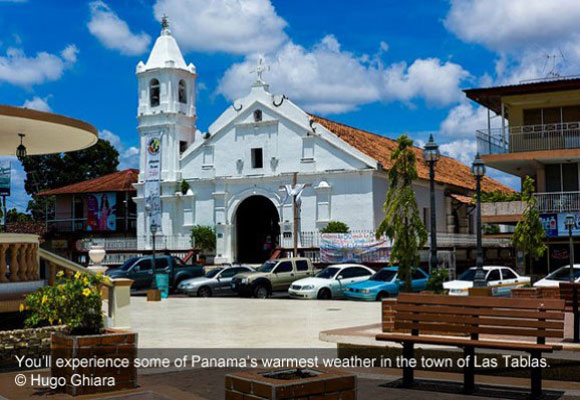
540 212 580 237
0 160 10 196
144 133 162 230
86 193 117 231
320 232 391 263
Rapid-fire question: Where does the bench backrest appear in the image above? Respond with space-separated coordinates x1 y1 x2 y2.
394 293 566 344
559 282 580 308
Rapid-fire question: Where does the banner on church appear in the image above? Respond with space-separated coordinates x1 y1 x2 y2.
320 232 391 264
0 160 10 196
145 133 162 230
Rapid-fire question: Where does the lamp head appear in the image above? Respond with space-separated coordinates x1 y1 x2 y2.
565 214 575 230
471 153 486 178
16 133 27 162
422 134 440 163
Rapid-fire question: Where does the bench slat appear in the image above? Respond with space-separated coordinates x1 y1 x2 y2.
376 333 559 352
394 304 565 320
397 293 566 310
395 312 564 329
396 321 564 338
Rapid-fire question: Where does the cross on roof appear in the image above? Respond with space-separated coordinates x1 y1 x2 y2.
252 58 269 82
161 14 169 30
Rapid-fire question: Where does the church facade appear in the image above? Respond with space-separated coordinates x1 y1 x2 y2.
135 23 510 264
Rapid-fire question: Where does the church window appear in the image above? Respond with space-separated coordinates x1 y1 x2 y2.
178 80 187 104
179 141 188 154
150 79 160 107
253 109 262 122
251 148 263 169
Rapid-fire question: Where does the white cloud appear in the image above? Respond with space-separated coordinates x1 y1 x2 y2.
438 102 501 139
99 129 139 170
445 0 580 54
0 46 77 87
153 0 288 55
440 139 477 166
382 58 471 106
218 36 470 114
22 96 51 112
88 1 151 56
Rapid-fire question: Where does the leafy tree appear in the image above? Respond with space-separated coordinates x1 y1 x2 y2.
426 267 448 294
512 176 546 281
190 225 216 254
376 134 427 292
4 208 32 223
22 139 119 220
320 221 350 234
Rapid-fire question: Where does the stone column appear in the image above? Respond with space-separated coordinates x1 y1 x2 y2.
0 244 8 283
25 244 34 280
33 244 40 279
18 243 27 281
9 243 20 282
107 279 134 329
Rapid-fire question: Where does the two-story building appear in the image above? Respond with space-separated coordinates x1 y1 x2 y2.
134 20 513 268
466 77 580 273
37 169 138 265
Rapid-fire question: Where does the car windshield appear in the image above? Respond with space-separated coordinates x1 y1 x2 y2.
457 269 478 281
120 257 140 271
206 268 223 278
370 269 397 282
316 267 340 279
546 267 580 281
258 261 277 273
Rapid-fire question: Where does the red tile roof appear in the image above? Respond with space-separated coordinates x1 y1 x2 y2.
311 115 513 194
37 169 139 196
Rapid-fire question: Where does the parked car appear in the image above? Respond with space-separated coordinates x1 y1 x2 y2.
177 265 254 297
534 264 580 288
231 257 316 298
288 264 374 299
344 266 429 301
444 266 529 296
106 255 205 292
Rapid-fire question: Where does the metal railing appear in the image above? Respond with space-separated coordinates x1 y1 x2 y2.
46 217 137 232
534 191 580 213
477 121 580 154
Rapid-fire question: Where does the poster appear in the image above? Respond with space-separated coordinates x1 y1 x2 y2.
86 193 117 231
0 160 10 196
320 232 391 263
557 211 580 237
145 133 162 230
540 213 558 237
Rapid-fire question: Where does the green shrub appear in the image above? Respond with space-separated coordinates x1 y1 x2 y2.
22 271 106 335
478 190 522 203
320 221 350 234
425 267 448 294
180 179 190 195
191 225 216 253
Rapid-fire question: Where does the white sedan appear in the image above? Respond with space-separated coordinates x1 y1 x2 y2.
444 266 530 296
288 264 375 300
534 264 580 288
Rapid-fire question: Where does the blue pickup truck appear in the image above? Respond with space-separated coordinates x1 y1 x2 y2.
106 255 204 292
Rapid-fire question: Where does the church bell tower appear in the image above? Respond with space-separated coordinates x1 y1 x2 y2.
136 16 197 184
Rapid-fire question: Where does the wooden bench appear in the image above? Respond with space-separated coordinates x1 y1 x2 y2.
376 293 566 398
559 282 580 343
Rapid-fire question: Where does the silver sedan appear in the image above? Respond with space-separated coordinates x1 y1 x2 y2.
177 265 254 297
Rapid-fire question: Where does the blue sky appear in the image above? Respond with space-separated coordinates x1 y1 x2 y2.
1 0 578 211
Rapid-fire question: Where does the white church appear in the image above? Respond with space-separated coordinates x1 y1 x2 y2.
135 21 510 264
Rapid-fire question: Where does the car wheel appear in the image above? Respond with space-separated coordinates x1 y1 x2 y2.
254 285 269 299
197 286 212 297
317 288 331 300
376 292 389 301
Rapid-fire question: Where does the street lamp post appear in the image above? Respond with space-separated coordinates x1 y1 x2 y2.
423 134 440 274
471 153 487 288
565 214 575 283
146 203 158 291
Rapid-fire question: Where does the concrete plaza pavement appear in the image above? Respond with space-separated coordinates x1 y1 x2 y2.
128 296 380 348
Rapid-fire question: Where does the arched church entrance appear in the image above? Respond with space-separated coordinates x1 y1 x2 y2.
235 195 280 263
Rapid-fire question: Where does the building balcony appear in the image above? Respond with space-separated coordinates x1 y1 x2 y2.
534 191 580 214
477 122 580 155
46 217 137 233
481 201 526 223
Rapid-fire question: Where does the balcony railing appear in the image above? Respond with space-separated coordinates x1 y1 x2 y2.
534 191 580 213
477 121 580 155
46 217 137 233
